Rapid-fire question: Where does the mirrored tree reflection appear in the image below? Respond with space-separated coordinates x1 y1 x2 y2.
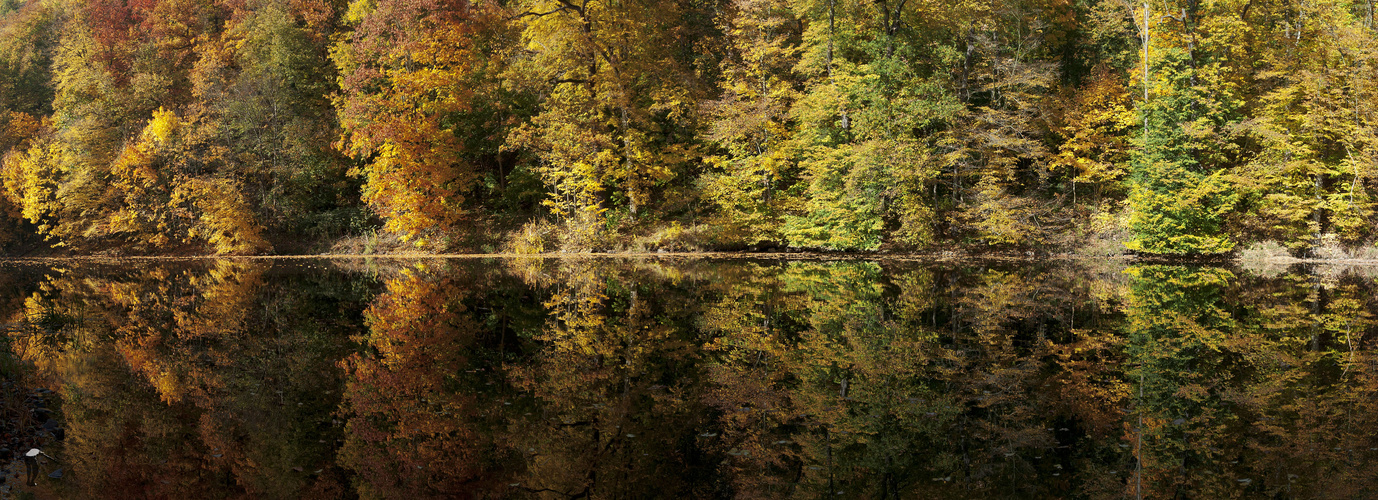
11 261 367 498
1125 265 1378 498
1124 265 1238 497
5 259 1378 498
338 266 516 497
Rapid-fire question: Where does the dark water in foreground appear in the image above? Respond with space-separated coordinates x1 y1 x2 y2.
1 257 1376 499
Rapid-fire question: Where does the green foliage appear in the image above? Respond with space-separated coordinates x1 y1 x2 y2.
1128 23 1243 255
780 0 966 250
1126 168 1237 254
0 0 1376 253
0 1 58 117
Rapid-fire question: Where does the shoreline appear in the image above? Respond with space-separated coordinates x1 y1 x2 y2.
0 251 1371 266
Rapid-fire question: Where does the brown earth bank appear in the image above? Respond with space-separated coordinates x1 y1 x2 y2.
3 248 1377 268
1 218 1375 266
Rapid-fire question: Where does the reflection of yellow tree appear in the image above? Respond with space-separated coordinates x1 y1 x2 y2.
695 262 803 497
502 258 702 497
15 261 355 498
945 269 1079 482
903 267 1129 497
1122 266 1378 498
11 258 1378 498
1123 265 1238 497
1231 274 1378 498
775 262 934 497
1048 328 1130 441
691 262 1142 497
12 265 232 498
110 263 264 404
691 264 945 496
339 267 509 498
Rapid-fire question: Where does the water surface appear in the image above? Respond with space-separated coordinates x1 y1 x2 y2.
3 257 1376 498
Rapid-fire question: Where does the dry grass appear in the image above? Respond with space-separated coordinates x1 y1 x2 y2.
503 220 560 255
1238 240 1291 261
1237 240 1292 277
1312 233 1378 260
326 229 416 255
630 222 716 252
1069 205 1132 258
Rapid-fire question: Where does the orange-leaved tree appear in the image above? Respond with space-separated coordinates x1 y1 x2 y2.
334 0 506 246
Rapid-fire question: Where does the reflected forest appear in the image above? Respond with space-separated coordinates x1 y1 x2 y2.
0 258 1375 498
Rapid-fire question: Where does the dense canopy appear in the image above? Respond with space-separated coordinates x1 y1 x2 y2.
0 0 1375 255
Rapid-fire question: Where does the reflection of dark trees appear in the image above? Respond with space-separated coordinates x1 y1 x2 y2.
16 261 369 499
10 259 1378 497
1126 266 1378 498
1125 266 1238 498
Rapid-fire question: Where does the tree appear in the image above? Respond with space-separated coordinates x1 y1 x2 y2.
506 0 713 249
1049 66 1135 205
1234 0 1378 252
194 0 359 242
1126 1 1243 255
700 0 803 248
780 0 963 250
335 0 511 246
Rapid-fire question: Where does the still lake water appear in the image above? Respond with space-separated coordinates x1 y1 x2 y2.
2 257 1376 498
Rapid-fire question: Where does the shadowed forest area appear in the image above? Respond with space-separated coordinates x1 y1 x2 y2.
0 257 1374 497
0 0 1375 256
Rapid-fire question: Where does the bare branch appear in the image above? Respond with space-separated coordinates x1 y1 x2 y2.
508 5 571 20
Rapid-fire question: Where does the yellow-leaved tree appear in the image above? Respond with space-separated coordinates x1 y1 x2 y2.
700 0 803 247
104 108 269 254
506 0 708 249
1049 67 1135 206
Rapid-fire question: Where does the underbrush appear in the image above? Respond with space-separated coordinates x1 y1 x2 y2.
326 229 417 255
1057 203 1131 258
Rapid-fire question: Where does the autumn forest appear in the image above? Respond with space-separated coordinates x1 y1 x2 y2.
0 0 1375 255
